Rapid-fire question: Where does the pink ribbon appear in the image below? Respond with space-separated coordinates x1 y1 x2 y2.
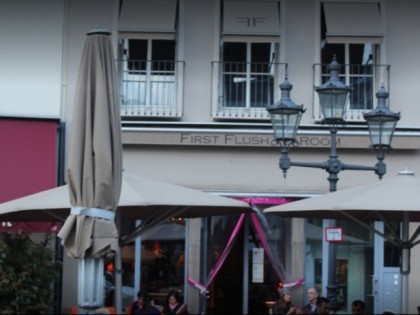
238 197 292 205
283 278 305 288
250 212 285 281
187 276 207 294
187 197 304 294
188 213 246 294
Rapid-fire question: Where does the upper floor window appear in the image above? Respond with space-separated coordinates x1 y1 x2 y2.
315 1 389 122
222 41 277 109
212 0 283 120
118 0 184 118
321 43 382 111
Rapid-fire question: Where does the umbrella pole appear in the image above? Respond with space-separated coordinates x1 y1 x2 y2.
401 212 409 314
199 217 209 314
115 213 123 314
115 247 123 313
77 257 104 312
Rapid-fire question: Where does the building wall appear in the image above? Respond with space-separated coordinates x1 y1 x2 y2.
384 0 420 127
1 0 420 313
0 0 64 118
181 0 217 122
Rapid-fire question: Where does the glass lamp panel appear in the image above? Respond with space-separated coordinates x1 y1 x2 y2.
367 119 398 147
269 111 302 141
318 89 349 120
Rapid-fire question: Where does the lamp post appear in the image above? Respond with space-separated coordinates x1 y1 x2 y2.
266 56 400 310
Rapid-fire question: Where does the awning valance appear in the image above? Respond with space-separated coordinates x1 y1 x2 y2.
323 2 383 43
223 0 280 37
119 0 177 35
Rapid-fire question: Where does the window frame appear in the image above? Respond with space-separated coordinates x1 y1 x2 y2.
314 42 389 122
118 34 184 118
314 1 387 123
212 0 282 120
222 41 277 107
212 38 284 120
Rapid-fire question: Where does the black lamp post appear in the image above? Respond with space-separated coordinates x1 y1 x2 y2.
266 56 400 309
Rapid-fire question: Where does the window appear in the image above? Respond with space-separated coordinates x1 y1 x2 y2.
212 0 283 120
222 41 276 109
315 1 389 122
321 43 380 111
383 222 401 267
119 38 179 113
118 0 184 118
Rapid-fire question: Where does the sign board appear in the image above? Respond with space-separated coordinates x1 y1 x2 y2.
252 247 264 283
325 227 343 242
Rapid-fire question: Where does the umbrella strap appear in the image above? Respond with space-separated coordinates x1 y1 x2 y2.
71 207 115 220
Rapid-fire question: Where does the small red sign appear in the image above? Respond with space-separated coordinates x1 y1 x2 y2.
325 227 343 242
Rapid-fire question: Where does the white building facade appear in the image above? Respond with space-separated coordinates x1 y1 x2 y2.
1 0 420 313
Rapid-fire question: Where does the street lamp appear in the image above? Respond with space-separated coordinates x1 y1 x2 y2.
266 56 400 309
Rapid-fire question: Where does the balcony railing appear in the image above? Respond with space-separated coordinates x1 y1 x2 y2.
117 59 185 117
117 60 389 122
212 61 287 120
313 63 391 121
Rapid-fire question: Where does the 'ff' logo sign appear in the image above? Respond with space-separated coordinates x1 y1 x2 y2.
235 17 267 27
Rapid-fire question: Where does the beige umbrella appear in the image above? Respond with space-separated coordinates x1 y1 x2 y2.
0 173 253 312
56 29 123 311
263 170 420 314
264 170 420 221
0 173 252 222
57 29 122 260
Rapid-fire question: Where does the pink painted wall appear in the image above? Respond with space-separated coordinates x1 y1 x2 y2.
0 118 59 202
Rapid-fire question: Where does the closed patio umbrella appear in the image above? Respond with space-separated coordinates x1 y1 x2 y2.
57 29 123 311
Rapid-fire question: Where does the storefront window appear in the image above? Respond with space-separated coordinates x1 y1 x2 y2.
141 221 185 305
204 214 243 314
204 213 291 314
249 214 291 314
305 219 374 313
106 220 186 309
384 221 401 267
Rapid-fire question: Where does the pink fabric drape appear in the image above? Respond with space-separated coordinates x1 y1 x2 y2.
187 213 246 293
188 197 305 295
250 212 284 281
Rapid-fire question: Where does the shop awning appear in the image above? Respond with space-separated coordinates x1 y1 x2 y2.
119 0 177 36
323 2 383 43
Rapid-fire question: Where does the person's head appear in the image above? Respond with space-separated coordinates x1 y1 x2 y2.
351 299 365 314
307 287 319 304
279 287 292 304
316 296 332 314
137 290 150 306
167 290 181 306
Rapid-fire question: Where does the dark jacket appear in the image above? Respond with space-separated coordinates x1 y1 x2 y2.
302 303 317 314
272 301 295 314
161 302 188 314
126 301 161 315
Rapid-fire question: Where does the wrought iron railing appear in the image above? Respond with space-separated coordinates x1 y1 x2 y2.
117 60 389 122
117 59 184 117
212 61 287 119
